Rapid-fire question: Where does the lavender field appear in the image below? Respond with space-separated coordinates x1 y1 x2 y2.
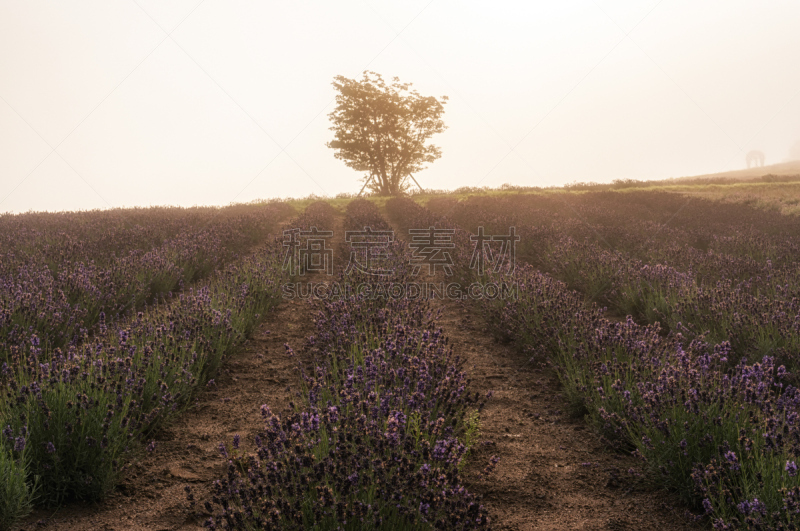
438 191 800 529
2 190 800 530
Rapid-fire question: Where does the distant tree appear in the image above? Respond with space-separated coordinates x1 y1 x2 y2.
327 71 448 196
746 150 765 168
791 140 800 161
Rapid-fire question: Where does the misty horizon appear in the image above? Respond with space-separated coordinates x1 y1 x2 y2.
2 1 800 213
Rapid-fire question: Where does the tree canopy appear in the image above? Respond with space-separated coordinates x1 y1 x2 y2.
327 71 448 196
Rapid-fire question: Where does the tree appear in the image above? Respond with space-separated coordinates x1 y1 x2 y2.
791 140 800 161
327 71 448 196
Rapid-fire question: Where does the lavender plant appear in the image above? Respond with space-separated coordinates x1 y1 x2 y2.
478 259 800 528
0 432 32 530
200 200 494 530
406 194 800 528
0 202 294 357
0 203 334 521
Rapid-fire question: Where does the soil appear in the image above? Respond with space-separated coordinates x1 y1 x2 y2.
19 295 316 531
436 298 699 530
17 213 702 530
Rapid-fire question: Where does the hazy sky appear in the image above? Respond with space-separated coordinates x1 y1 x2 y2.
1 1 799 213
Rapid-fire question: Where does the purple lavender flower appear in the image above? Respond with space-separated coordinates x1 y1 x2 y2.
724 451 740 471
737 498 766 517
787 461 798 477
13 436 26 453
702 498 713 515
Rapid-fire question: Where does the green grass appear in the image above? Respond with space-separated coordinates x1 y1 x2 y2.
249 177 800 218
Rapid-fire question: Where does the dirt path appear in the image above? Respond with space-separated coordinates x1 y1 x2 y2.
19 213 347 531
19 295 316 531
385 208 699 530
438 297 699 530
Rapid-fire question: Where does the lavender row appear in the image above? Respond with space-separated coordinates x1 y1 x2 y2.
478 260 800 528
406 197 800 527
385 197 477 285
199 199 495 530
444 196 800 374
0 202 295 273
443 193 800 289
545 237 800 371
0 203 294 356
0 202 334 526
